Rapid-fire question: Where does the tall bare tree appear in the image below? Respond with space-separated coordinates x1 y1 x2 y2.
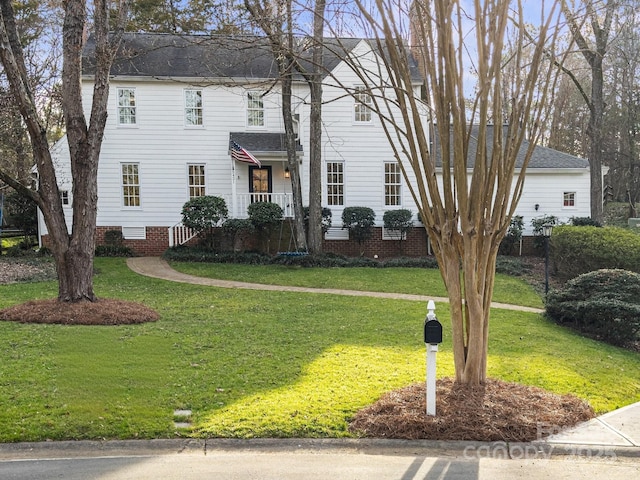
346 0 561 384
244 0 327 253
0 0 129 302
560 0 617 224
244 0 308 251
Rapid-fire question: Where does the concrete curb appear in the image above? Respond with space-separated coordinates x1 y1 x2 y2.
0 438 637 461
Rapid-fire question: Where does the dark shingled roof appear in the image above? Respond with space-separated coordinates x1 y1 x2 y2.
434 125 588 170
82 33 422 82
230 133 303 153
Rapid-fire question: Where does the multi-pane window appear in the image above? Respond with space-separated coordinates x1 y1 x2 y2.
188 164 206 198
60 190 69 205
563 192 576 207
384 162 402 206
121 163 140 207
185 89 203 126
247 91 265 127
117 88 136 125
354 86 372 123
327 162 344 206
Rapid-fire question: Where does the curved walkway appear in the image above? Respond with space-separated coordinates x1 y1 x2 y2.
126 257 544 313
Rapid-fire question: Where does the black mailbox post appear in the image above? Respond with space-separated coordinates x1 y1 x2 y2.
424 318 443 345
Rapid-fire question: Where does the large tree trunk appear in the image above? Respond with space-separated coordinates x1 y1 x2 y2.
0 0 127 302
282 61 307 251
306 0 326 254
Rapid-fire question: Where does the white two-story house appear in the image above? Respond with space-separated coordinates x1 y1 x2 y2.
40 33 592 256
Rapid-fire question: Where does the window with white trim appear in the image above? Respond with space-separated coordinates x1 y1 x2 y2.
384 162 402 206
188 164 206 198
184 89 203 126
354 86 372 123
247 91 265 127
327 162 344 206
60 190 69 205
121 163 140 207
563 192 576 207
117 88 136 125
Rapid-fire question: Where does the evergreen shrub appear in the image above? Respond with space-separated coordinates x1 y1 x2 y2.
551 226 640 280
546 269 640 347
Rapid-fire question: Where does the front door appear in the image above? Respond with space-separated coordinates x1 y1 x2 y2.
249 165 272 203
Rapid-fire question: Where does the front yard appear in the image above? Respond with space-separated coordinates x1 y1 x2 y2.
0 257 638 442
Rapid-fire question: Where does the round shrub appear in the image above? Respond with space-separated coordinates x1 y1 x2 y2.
545 269 640 347
181 196 228 231
342 206 376 245
551 226 640 280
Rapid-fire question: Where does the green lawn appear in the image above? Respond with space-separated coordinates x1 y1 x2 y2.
169 261 544 308
0 257 638 442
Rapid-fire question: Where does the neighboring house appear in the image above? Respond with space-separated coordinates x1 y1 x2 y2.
39 33 593 257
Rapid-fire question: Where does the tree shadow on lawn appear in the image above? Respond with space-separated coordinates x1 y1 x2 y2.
1 262 630 441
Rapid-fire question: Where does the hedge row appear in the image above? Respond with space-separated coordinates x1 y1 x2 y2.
162 247 440 269
551 226 640 280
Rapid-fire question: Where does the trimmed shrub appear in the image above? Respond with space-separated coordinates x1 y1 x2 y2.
104 230 124 246
531 214 559 252
495 256 529 276
342 207 376 252
95 244 134 257
383 209 414 255
181 196 229 249
551 225 640 280
570 216 602 227
303 206 332 234
222 218 254 252
546 269 640 347
163 247 271 265
498 215 523 255
181 196 228 231
247 202 283 253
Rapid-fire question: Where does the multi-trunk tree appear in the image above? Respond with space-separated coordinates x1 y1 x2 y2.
244 0 326 254
0 0 129 302
345 0 562 384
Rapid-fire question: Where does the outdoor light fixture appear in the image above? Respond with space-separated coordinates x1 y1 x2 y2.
284 166 290 178
543 223 554 294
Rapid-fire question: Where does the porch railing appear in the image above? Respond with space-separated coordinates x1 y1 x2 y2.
226 193 295 219
168 223 199 248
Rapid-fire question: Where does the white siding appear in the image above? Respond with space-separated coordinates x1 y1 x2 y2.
43 40 590 244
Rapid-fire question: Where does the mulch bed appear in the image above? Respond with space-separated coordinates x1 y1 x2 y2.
349 378 594 442
0 298 159 325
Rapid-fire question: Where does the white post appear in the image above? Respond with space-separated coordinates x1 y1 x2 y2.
231 160 237 218
426 300 437 416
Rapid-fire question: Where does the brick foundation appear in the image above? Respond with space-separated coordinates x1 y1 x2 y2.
43 224 541 258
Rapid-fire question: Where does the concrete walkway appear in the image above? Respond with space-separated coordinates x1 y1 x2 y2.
125 256 640 456
126 257 544 313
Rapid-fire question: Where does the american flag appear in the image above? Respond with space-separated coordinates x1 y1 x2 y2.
230 141 261 167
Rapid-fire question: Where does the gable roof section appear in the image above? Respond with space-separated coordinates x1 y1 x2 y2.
82 33 422 82
433 125 588 170
229 132 303 155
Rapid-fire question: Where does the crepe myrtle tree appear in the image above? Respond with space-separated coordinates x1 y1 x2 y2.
345 0 563 384
0 0 130 302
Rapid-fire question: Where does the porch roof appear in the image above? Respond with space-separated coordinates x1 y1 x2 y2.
229 132 303 155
